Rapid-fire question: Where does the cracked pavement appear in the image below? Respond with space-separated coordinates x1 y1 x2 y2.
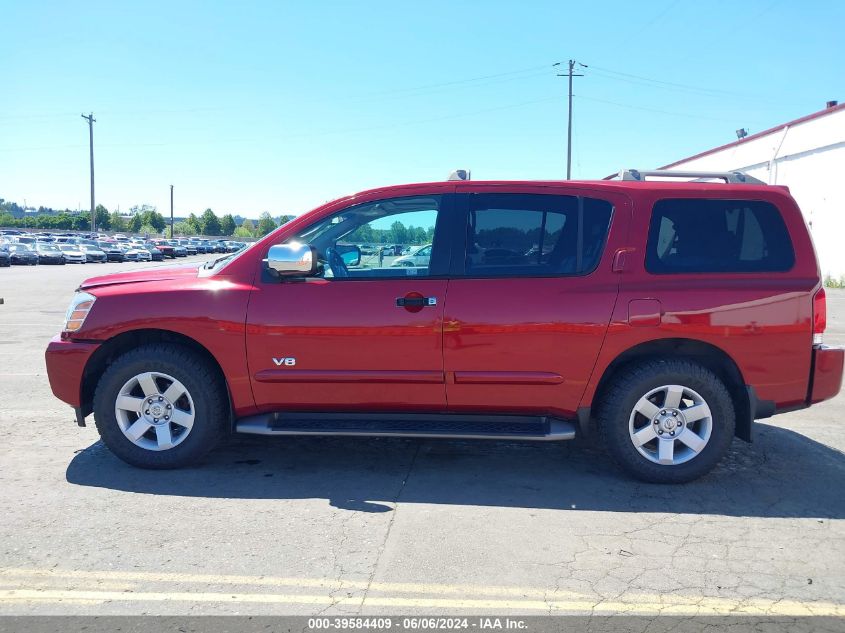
0 261 843 616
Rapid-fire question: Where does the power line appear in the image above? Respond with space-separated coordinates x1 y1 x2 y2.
574 94 760 124
357 63 551 99
0 95 561 153
586 64 751 98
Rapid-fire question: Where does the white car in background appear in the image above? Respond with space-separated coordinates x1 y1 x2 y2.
119 244 149 262
131 246 152 262
57 244 87 264
390 244 432 268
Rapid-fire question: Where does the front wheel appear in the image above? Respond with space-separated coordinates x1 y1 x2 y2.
597 359 735 483
93 344 228 468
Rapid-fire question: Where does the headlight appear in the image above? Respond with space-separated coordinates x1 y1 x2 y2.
64 291 96 333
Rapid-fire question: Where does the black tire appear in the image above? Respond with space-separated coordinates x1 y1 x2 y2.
597 359 735 484
93 344 228 469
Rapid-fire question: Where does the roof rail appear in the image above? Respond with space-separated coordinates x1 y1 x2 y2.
617 169 765 185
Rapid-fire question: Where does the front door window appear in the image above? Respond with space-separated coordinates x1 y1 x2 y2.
290 196 442 278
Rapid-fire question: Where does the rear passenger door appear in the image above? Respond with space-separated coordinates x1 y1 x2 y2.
442 186 631 418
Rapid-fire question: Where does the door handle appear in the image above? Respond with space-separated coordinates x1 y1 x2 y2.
396 296 437 307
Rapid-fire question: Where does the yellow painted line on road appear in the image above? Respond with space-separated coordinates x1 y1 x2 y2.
0 568 543 599
0 589 842 616
2 569 845 616
0 579 135 591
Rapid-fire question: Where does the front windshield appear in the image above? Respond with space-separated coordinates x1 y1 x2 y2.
58 245 76 252
10 244 31 252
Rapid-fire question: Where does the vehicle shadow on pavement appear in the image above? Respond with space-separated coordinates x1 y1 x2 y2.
66 422 845 519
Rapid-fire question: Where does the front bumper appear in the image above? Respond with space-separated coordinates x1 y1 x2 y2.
810 345 844 404
45 335 100 410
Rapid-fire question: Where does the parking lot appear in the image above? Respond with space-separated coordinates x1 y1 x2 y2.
0 259 843 616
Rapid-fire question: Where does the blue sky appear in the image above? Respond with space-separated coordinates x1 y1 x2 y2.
2 0 842 219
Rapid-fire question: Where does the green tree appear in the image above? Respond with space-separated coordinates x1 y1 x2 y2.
109 211 126 232
185 213 200 235
132 205 166 232
220 214 236 236
257 212 276 236
128 214 142 233
72 213 90 231
390 221 408 244
94 204 110 231
172 221 191 236
236 218 256 238
200 208 221 235
138 224 159 237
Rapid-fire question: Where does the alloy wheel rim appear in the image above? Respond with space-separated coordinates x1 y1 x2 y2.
628 384 712 466
114 371 195 451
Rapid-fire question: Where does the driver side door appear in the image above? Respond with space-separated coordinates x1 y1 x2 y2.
246 193 452 412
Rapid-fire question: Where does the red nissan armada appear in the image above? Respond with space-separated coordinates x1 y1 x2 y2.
45 170 844 482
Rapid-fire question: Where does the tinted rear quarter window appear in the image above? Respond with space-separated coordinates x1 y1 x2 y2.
646 198 794 274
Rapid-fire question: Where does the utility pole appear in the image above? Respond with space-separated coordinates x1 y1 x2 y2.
555 61 585 180
170 185 174 238
81 113 96 233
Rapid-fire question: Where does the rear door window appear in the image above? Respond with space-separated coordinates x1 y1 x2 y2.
461 193 613 277
646 198 794 274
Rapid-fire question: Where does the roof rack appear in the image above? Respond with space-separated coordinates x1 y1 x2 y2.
617 169 765 185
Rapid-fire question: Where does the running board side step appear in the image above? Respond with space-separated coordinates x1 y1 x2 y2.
235 412 577 441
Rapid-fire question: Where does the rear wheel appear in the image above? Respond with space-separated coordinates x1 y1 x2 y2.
93 345 228 468
597 359 735 483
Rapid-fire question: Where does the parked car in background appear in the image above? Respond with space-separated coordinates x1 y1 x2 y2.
34 243 65 265
390 244 432 268
151 241 176 259
134 247 152 262
97 242 126 263
78 244 108 263
142 244 165 261
119 245 142 262
57 244 87 264
7 243 38 265
177 239 198 255
166 240 187 257
0 245 10 267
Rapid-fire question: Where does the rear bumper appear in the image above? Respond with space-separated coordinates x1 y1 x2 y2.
810 345 844 404
45 335 100 409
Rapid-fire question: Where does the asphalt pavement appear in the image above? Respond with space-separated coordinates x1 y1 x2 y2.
0 259 843 617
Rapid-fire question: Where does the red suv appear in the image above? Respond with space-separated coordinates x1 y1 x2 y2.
45 171 843 482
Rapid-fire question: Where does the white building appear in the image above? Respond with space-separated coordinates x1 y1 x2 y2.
660 101 845 280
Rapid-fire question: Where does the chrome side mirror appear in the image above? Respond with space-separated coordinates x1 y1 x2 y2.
266 242 317 276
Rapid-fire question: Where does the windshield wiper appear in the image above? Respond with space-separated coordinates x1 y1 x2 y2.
203 254 231 269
